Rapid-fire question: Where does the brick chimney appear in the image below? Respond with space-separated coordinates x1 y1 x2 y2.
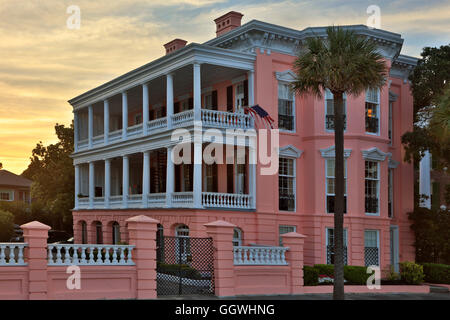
214 11 243 37
164 39 187 55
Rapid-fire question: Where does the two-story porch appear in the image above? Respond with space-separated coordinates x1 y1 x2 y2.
71 44 258 211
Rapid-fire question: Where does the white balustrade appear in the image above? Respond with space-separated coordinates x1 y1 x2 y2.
202 192 252 209
233 246 288 265
128 194 142 204
126 124 143 137
201 109 253 129
148 117 167 131
172 110 194 127
108 129 122 143
77 139 89 151
147 193 166 207
171 192 194 207
92 134 104 146
0 243 27 266
47 244 135 266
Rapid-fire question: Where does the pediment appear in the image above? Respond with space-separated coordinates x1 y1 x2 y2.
362 147 390 161
275 70 297 82
279 145 303 158
320 146 352 158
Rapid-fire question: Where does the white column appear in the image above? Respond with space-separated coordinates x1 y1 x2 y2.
104 159 111 209
122 155 129 209
89 162 95 209
104 99 109 145
248 70 255 106
142 83 149 135
122 91 128 140
166 74 174 129
74 164 80 209
193 141 202 208
165 147 174 207
419 150 431 209
248 146 256 209
73 111 79 152
88 105 93 149
142 151 150 207
193 63 201 122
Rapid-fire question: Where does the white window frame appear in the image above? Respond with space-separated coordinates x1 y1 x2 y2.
365 88 380 136
0 189 14 202
235 82 245 112
364 229 380 266
279 225 296 246
175 224 190 264
325 159 347 214
233 228 243 246
365 160 380 216
203 91 214 110
134 113 142 125
278 81 296 133
279 157 296 212
324 89 347 133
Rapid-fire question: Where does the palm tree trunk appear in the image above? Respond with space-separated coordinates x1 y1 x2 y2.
333 91 345 300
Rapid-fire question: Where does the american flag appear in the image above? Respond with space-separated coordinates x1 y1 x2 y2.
244 105 275 129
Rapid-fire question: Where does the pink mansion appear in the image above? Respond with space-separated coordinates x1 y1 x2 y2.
70 12 417 273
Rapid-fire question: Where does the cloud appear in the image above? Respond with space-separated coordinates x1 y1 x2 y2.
0 0 448 174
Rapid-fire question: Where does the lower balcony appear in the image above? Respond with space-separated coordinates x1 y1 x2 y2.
77 192 253 210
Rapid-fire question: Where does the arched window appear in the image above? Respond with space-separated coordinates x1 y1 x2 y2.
94 221 103 244
81 221 87 244
175 224 190 263
112 222 121 245
233 228 243 246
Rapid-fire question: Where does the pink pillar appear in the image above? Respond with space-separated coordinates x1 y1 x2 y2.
72 219 82 244
21 221 51 300
204 220 236 297
281 232 307 294
126 215 159 299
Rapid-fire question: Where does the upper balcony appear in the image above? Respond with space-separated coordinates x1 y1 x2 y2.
71 44 256 155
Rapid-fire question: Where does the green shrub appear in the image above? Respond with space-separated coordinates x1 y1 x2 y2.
422 263 450 284
399 261 424 284
0 210 14 241
303 266 319 286
314 264 334 277
157 262 203 280
344 266 371 285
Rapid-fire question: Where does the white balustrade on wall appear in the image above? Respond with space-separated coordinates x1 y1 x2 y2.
147 193 166 207
0 243 27 266
171 192 194 207
92 134 104 146
172 110 194 127
108 129 122 143
126 124 143 137
47 244 135 266
202 192 252 209
233 246 288 265
201 109 253 129
148 118 167 131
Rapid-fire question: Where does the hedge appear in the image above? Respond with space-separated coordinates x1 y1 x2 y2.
157 262 203 280
399 261 424 284
303 266 319 286
308 264 372 285
422 263 450 284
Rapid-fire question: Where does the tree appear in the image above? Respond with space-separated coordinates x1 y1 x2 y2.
292 26 386 299
22 123 74 232
0 210 14 242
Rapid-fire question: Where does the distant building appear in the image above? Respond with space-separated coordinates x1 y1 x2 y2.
0 169 32 204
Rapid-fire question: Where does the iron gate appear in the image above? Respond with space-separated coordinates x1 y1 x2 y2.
156 235 215 296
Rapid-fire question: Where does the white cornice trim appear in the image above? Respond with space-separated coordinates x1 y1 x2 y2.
320 146 352 158
362 147 390 161
279 145 303 158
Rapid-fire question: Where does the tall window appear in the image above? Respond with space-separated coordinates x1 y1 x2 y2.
388 169 394 218
364 230 380 266
365 161 379 215
278 82 295 131
325 89 347 130
326 159 347 213
365 88 379 134
175 224 190 264
81 221 88 244
326 228 348 265
112 222 121 245
279 225 296 246
388 101 393 144
279 157 295 211
95 221 103 244
233 228 243 246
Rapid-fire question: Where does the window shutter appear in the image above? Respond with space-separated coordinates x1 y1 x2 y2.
227 164 234 193
227 85 233 112
243 79 249 106
188 97 193 110
174 101 180 113
175 165 181 192
212 90 218 110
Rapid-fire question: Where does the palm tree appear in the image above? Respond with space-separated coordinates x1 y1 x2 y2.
292 26 386 300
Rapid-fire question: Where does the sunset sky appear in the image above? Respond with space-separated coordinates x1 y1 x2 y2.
0 0 449 174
